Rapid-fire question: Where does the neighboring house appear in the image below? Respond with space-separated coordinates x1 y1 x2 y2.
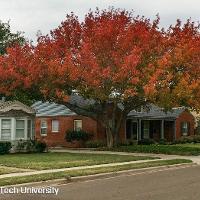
192 111 200 134
32 100 195 147
0 100 35 142
127 104 195 142
32 101 105 147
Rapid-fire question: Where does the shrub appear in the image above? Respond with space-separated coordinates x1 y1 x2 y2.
112 144 200 156
158 139 168 145
120 140 138 146
15 140 31 152
34 141 47 153
193 135 200 143
15 140 47 153
85 140 106 148
0 142 11 154
138 139 155 145
174 135 200 144
65 130 93 142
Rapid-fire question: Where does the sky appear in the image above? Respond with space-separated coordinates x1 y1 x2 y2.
1 0 200 42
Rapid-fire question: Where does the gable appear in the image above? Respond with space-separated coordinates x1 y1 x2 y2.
0 101 35 115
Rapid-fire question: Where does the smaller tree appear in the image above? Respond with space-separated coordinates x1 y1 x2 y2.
0 21 25 55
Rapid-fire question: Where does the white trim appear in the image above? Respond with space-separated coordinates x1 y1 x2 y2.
40 119 47 136
15 119 26 140
52 119 59 133
0 102 35 114
27 119 32 139
0 117 34 141
24 118 28 140
1 118 12 141
11 118 15 140
32 120 35 139
74 119 82 131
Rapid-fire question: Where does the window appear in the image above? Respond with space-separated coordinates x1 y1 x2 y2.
52 120 59 132
41 120 47 135
74 120 82 131
1 119 11 140
32 121 35 139
143 121 150 139
181 122 189 136
16 120 25 139
27 120 32 138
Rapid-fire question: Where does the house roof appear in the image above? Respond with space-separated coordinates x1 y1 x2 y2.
32 101 77 117
32 95 188 119
0 101 35 115
32 94 96 117
127 104 186 120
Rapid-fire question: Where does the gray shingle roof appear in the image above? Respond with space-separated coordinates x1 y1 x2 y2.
32 97 187 119
127 104 186 119
32 101 77 117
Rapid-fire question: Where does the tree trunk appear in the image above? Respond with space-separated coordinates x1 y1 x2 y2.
104 112 124 148
105 124 121 148
106 127 114 148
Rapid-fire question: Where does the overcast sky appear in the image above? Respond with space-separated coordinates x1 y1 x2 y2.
1 0 200 42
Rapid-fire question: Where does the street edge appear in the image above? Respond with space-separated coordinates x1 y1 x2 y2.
2 162 196 188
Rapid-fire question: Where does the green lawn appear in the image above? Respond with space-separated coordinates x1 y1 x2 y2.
108 144 200 156
0 159 191 186
178 143 200 148
0 152 156 170
0 166 28 175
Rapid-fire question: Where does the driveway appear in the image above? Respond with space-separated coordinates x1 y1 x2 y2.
1 164 200 200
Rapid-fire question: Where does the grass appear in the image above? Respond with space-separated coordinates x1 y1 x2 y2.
108 144 200 156
0 152 156 170
0 159 191 186
0 166 28 175
178 143 200 148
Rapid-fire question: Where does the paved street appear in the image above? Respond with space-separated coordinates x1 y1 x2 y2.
1 164 200 200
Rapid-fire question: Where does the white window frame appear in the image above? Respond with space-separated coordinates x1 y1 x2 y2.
15 119 26 140
32 120 35 139
74 120 82 131
181 122 189 136
1 118 12 141
52 120 59 133
40 120 47 136
27 119 32 139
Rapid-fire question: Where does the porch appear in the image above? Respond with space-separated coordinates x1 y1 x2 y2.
126 119 176 142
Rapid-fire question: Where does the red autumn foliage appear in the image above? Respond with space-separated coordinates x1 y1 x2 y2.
0 8 199 146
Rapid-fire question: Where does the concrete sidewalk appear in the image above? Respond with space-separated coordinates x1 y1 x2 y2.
50 148 200 164
0 158 163 179
0 149 195 179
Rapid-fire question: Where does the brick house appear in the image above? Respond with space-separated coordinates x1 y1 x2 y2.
32 101 195 147
192 111 200 134
32 101 106 147
126 104 195 142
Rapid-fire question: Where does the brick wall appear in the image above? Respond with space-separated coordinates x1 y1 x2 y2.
35 115 98 147
175 111 195 139
35 115 126 147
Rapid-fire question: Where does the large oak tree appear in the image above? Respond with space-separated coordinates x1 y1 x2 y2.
0 9 199 147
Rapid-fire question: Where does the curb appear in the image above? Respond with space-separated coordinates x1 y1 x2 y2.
3 162 196 188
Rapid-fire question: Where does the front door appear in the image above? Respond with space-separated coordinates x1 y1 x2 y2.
131 122 138 140
143 120 150 139
126 120 138 140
